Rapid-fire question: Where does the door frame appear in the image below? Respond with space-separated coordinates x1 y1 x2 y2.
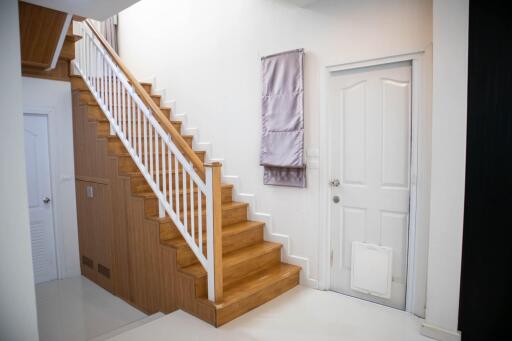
318 49 432 317
23 106 63 280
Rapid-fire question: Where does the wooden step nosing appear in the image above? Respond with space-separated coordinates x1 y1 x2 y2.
200 265 300 309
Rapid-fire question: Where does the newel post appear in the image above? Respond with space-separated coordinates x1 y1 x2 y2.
205 162 223 302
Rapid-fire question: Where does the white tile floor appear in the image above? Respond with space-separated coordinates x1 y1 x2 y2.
35 276 147 341
36 277 433 341
109 286 433 341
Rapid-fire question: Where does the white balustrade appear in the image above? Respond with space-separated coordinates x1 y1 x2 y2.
73 21 219 302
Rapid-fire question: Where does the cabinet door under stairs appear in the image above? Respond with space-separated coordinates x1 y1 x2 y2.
76 180 114 293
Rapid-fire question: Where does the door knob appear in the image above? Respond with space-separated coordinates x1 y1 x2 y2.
329 179 341 187
43 197 51 204
332 195 340 203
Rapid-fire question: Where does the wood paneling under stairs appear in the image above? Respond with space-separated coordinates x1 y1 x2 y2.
71 74 300 326
75 180 114 293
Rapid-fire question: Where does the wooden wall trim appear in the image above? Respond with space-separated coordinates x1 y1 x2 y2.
76 175 111 185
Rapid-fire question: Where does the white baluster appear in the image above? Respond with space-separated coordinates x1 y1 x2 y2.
155 130 163 218
168 147 173 211
137 107 142 162
190 172 195 243
117 76 122 130
183 168 188 233
161 137 167 211
108 64 114 135
198 183 203 256
149 123 154 181
102 57 106 108
175 153 180 223
127 95 132 147
143 111 149 170
113 73 118 128
122 88 127 139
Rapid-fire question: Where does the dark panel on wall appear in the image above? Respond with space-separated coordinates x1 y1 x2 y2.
459 1 512 340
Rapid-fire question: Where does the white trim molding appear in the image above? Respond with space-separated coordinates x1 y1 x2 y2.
318 48 433 318
421 323 461 341
140 76 319 288
47 13 72 71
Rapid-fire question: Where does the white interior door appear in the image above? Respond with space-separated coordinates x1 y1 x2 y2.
24 113 58 284
329 61 412 310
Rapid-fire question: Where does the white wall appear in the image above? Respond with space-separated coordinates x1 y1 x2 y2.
0 1 40 340
118 0 433 287
421 1 468 340
22 77 80 280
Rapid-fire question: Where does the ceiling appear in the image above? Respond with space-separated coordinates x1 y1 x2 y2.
21 0 141 20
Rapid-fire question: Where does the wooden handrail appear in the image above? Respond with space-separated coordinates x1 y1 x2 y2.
84 20 205 174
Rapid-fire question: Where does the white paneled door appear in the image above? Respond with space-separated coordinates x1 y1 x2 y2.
24 114 58 284
329 62 412 309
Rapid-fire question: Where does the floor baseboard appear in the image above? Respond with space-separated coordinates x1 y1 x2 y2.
420 322 461 341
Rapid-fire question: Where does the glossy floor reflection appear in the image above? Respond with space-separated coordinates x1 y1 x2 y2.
35 276 147 341
109 286 432 341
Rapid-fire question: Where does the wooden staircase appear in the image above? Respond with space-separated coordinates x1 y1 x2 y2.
71 67 300 325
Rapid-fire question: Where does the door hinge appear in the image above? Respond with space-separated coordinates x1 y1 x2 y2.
330 249 334 266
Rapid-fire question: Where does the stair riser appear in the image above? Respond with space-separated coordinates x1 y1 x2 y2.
152 96 161 107
194 248 281 298
216 271 299 326
85 105 104 121
160 220 181 240
175 224 264 268
71 77 88 91
223 205 248 226
141 83 152 93
60 38 76 60
143 186 233 216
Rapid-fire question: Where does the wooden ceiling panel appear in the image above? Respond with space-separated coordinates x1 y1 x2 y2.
19 1 67 68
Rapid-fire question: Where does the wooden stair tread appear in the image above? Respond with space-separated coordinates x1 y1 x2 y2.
65 34 82 42
208 263 300 308
180 241 282 279
161 220 264 247
134 183 233 199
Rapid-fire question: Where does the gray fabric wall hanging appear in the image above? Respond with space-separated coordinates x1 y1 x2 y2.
260 49 306 187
